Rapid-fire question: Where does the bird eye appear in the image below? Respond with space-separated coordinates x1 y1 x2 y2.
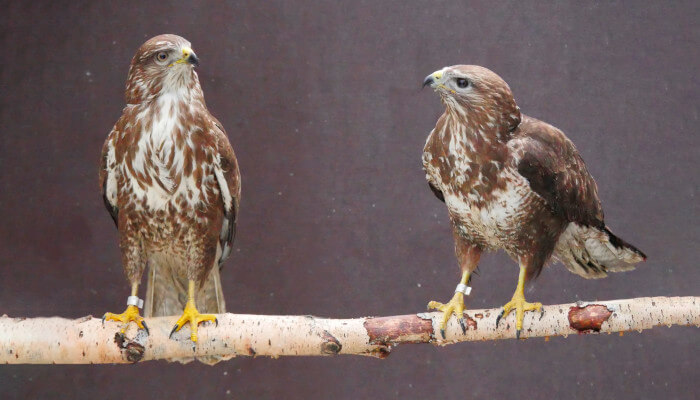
456 78 469 88
156 52 168 61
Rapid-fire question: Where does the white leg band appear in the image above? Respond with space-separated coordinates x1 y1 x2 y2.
127 295 144 309
455 283 472 295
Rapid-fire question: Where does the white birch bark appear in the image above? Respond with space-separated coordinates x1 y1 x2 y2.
0 296 697 364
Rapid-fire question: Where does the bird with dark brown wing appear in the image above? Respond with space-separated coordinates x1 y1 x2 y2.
99 35 240 351
422 65 645 338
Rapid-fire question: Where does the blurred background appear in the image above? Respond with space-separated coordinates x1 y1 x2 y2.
1 1 698 399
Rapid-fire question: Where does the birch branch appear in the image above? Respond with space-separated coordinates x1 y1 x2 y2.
1 296 697 364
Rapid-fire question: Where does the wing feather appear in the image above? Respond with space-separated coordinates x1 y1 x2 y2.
428 181 445 203
100 129 119 227
509 115 604 228
209 117 241 267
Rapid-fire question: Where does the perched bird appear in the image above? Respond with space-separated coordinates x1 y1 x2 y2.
422 65 645 338
100 34 240 345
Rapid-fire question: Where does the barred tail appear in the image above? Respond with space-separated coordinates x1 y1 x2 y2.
554 223 646 279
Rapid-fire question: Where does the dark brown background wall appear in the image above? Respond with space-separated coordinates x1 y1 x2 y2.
1 1 698 399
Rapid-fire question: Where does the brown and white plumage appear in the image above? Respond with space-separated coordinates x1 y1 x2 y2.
100 35 240 358
422 65 645 337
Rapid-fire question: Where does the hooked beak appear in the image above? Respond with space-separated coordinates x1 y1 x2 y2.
422 69 444 88
173 46 199 67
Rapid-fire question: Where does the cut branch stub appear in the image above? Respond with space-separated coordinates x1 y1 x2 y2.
568 304 613 333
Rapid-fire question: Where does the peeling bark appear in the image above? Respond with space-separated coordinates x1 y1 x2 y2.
364 314 434 344
0 296 697 364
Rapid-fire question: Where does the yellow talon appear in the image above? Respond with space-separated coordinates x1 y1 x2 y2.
428 270 471 338
103 305 148 333
169 280 218 342
496 265 543 338
498 294 542 331
103 283 148 334
428 291 466 337
170 300 217 342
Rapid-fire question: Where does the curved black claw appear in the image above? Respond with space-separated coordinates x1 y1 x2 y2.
495 309 505 327
141 320 150 335
539 308 545 320
101 315 106 326
169 324 179 339
214 317 219 327
440 328 446 339
516 329 521 340
458 317 467 334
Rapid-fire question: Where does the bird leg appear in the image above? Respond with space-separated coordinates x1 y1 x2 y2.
103 282 149 334
496 264 543 339
428 270 471 338
169 280 218 342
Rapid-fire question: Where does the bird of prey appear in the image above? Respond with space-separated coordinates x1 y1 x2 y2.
422 65 645 338
100 34 240 344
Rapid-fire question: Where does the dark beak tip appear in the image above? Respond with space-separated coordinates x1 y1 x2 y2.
188 54 200 66
422 76 434 88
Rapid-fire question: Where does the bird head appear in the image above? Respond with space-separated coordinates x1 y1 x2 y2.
423 65 521 133
125 34 201 103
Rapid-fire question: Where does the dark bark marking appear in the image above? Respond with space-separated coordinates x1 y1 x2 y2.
320 330 342 355
247 347 256 356
113 332 145 363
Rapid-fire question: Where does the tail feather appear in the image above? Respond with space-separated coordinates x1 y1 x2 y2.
145 259 226 318
555 223 646 279
144 260 187 318
602 227 647 261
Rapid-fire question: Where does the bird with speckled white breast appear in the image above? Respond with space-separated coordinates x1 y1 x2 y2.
421 65 646 338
